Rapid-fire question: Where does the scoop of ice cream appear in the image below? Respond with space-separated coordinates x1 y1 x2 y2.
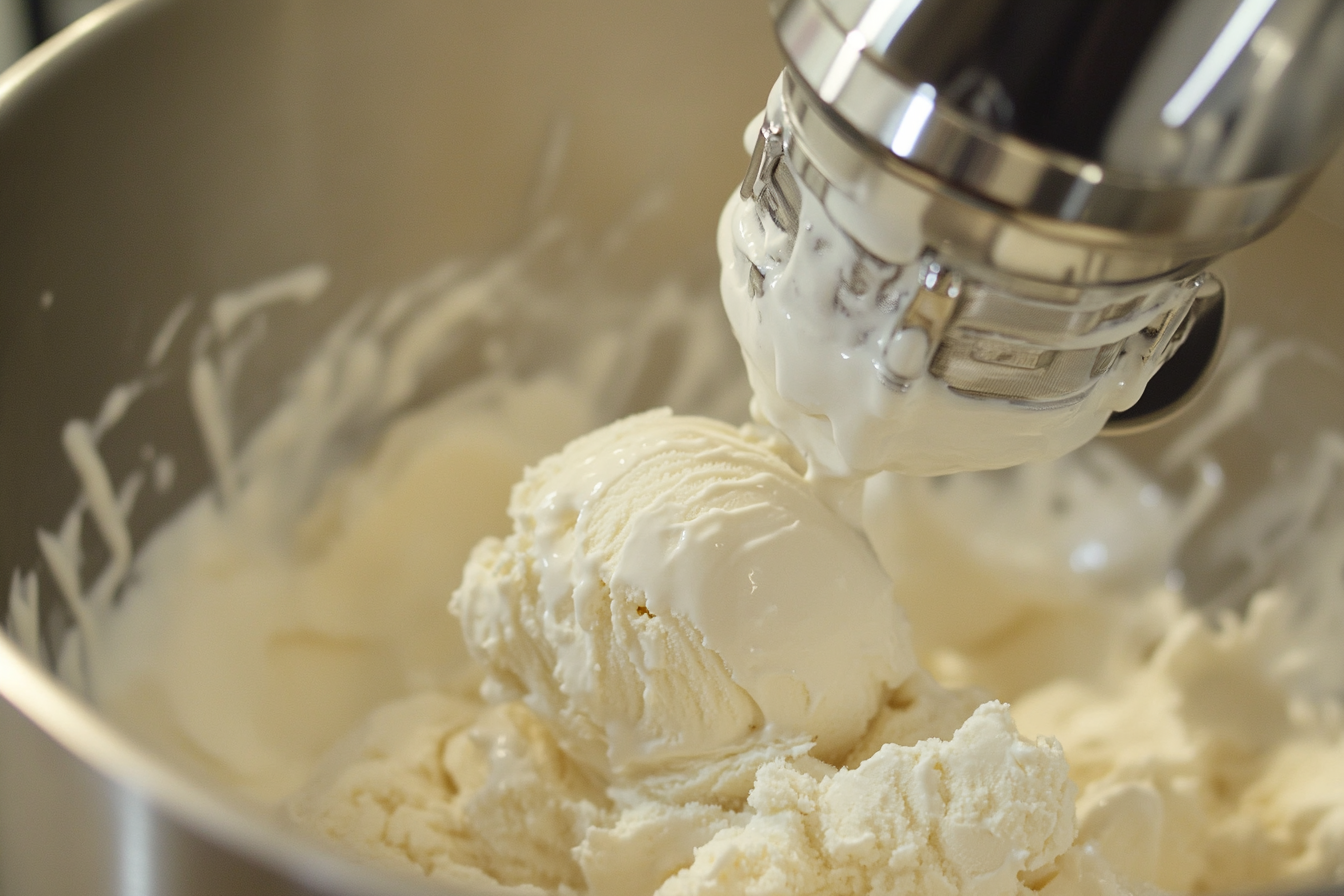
451 409 916 774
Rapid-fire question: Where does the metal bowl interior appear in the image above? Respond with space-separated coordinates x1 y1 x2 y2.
0 1 1342 894
0 1 779 893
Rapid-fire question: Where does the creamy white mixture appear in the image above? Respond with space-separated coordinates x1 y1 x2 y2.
5 139 1344 896
453 410 917 773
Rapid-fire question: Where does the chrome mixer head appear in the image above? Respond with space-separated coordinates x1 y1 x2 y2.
746 0 1344 437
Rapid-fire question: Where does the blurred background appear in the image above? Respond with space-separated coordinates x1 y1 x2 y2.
0 0 106 70
0 0 1339 329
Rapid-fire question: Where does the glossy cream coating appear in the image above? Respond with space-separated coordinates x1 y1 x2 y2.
451 408 917 772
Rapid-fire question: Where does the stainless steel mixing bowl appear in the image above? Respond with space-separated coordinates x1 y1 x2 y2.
0 1 1341 894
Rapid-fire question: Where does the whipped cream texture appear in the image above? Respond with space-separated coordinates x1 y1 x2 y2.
7 157 1342 896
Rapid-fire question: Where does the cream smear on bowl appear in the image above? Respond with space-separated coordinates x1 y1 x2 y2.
9 228 749 804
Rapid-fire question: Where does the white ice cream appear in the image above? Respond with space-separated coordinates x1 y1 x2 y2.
281 395 1344 895
8 181 1343 895
452 409 916 772
292 410 1078 894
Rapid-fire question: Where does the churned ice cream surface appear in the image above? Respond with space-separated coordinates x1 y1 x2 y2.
291 409 1081 895
657 702 1076 896
56 225 1344 893
1015 593 1344 895
289 693 609 892
452 409 915 772
274 398 1344 896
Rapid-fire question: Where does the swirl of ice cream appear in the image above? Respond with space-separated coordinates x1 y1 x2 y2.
451 408 917 774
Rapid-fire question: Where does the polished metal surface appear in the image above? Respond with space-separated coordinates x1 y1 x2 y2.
778 69 1292 282
0 1 780 893
747 80 1218 414
776 0 1344 244
764 0 1344 424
